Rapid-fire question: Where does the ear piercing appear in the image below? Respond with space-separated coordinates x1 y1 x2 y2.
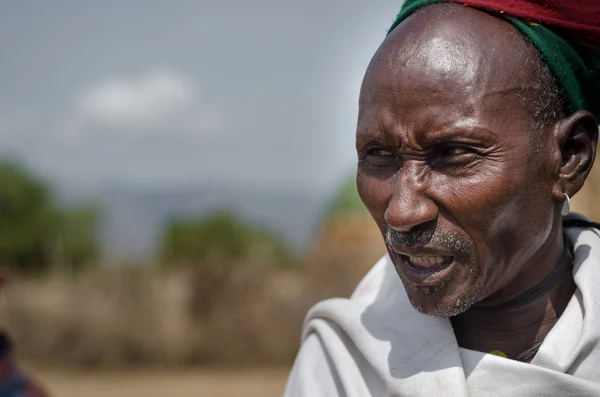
561 193 571 216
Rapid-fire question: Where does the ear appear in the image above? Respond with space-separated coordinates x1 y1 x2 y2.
552 110 599 201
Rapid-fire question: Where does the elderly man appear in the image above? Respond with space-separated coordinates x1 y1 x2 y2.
285 1 600 396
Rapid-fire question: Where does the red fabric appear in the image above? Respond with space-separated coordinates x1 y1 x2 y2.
456 0 600 44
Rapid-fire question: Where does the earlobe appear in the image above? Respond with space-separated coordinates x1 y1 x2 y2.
552 110 599 201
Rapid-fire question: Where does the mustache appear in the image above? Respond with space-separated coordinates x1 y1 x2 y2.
385 227 472 255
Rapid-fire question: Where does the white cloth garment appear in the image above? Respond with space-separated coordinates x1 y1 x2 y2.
284 216 600 396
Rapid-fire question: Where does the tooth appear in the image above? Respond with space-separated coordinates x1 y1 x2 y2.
407 255 452 266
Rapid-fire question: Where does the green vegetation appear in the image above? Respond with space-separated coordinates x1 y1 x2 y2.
159 211 296 268
325 173 369 220
0 161 101 274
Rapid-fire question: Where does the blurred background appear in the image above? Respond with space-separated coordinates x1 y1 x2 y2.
0 2 598 397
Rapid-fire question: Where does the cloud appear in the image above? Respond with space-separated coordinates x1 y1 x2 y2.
79 67 194 128
60 67 221 141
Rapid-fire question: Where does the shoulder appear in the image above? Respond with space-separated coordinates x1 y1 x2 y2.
283 333 343 397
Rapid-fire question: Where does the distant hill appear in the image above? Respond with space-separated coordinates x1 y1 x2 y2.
56 182 328 260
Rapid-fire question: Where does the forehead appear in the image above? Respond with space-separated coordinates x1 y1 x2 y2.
358 5 539 139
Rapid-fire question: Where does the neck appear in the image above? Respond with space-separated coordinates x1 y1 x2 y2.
451 228 576 362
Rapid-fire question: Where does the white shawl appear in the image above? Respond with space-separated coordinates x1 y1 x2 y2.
284 217 600 396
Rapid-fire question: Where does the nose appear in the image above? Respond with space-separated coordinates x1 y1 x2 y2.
384 164 439 232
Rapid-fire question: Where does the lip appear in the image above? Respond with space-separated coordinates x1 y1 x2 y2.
388 246 456 286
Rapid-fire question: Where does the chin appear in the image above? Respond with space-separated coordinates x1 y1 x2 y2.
401 278 483 317
388 249 484 317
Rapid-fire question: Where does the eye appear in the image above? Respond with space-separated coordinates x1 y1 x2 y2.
440 146 471 157
433 145 480 170
367 148 394 157
359 144 400 172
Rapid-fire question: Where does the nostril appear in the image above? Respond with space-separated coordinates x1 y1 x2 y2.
408 220 438 234
386 222 436 247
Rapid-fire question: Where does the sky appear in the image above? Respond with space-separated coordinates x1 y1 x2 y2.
0 1 401 197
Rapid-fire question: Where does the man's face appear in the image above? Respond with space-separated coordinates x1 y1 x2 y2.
356 7 560 316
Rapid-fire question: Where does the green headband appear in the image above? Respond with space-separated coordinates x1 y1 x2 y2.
388 0 600 121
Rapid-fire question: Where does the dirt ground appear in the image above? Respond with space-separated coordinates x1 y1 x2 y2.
29 367 290 397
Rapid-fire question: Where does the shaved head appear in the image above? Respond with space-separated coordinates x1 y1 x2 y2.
365 4 563 136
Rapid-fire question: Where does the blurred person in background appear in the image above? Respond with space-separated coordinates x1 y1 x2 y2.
285 1 600 396
0 269 49 397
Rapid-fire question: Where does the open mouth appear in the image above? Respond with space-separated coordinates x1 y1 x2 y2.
402 255 452 269
393 253 456 286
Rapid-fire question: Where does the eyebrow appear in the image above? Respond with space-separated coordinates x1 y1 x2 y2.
355 127 393 150
356 116 393 144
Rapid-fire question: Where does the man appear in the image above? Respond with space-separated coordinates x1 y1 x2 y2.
285 1 600 396
0 270 49 397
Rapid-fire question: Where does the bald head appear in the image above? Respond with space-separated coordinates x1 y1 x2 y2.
362 3 563 136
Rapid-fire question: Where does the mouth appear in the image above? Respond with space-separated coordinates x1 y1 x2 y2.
404 254 453 271
390 249 456 286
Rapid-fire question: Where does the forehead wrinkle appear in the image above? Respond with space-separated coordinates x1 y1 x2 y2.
365 45 488 135
359 85 483 148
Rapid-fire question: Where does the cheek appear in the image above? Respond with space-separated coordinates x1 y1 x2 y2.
439 171 521 225
433 157 554 280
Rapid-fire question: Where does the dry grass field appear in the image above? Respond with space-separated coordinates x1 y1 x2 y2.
30 367 290 397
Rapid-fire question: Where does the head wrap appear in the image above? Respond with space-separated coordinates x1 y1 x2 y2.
388 0 600 120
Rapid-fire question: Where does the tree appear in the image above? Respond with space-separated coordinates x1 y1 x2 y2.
0 161 102 274
159 211 295 319
159 211 294 268
0 162 56 272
